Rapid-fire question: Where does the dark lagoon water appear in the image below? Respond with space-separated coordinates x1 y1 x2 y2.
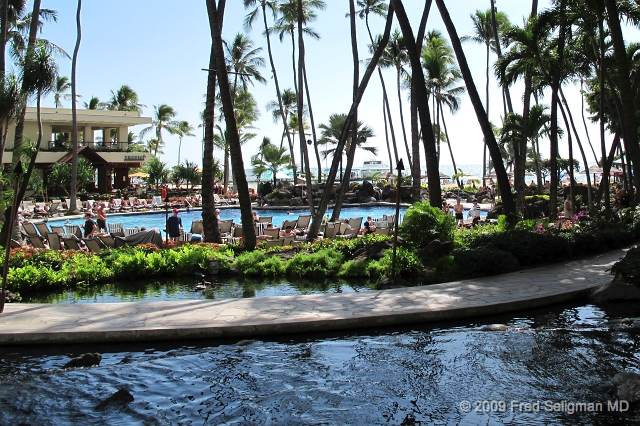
18 276 374 304
1 301 640 425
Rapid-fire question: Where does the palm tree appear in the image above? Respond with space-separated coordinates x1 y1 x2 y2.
0 72 22 165
108 84 145 113
251 141 293 187
145 156 169 188
69 0 82 215
462 9 509 184
243 0 296 178
139 104 179 157
53 75 70 107
176 120 195 165
433 0 516 224
379 28 411 166
16 40 58 205
224 32 266 100
265 87 298 151
83 96 102 109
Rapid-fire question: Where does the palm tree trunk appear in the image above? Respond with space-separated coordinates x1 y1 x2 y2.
392 0 441 208
17 90 43 203
70 0 82 214
0 0 6 77
605 0 640 201
483 42 489 187
560 89 592 211
440 107 459 188
302 66 322 182
332 0 360 221
436 99 441 162
559 100 574 217
434 0 515 223
11 0 41 170
207 0 254 249
580 79 598 163
490 0 513 115
297 0 314 217
365 17 400 169
307 2 395 239
383 95 393 171
396 68 412 166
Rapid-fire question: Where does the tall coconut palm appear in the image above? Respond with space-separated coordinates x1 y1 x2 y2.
69 0 82 215
83 95 102 109
243 0 296 181
108 84 145 113
379 28 412 166
16 40 57 205
251 141 293 187
272 0 326 183
53 75 70 107
433 0 516 224
318 114 376 172
224 32 266 101
176 120 195 165
265 87 298 155
0 72 22 165
139 104 179 157
461 9 509 184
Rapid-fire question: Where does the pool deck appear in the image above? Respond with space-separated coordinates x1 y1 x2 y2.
0 248 627 346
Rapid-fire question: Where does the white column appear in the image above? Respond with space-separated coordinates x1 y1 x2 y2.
118 126 128 149
83 125 92 147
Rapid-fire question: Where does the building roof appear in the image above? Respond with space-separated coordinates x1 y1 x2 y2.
25 107 151 129
57 146 108 166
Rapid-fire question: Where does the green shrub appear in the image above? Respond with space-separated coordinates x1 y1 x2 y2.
399 202 456 248
453 247 520 278
285 249 344 278
610 246 640 284
366 247 426 279
337 259 370 278
433 255 459 282
234 251 286 276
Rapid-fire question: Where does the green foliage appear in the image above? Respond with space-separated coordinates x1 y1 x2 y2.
234 251 286 277
366 247 426 279
433 255 459 282
285 249 344 278
49 158 95 196
452 248 520 278
610 246 640 285
399 202 456 248
337 259 370 278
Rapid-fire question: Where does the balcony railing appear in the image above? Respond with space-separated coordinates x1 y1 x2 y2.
43 141 133 152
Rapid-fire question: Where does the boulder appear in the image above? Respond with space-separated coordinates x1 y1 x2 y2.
360 180 375 197
377 276 409 290
350 240 393 262
95 388 134 411
613 372 640 403
480 324 509 331
590 275 640 302
419 239 453 260
63 353 102 369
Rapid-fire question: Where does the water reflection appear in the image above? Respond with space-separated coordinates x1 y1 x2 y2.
1 302 639 424
18 276 375 304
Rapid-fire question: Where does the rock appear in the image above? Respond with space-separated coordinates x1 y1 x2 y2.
235 339 257 346
377 276 409 290
621 318 634 325
63 353 102 369
350 240 393 262
207 259 220 275
613 372 640 403
3 290 21 303
590 275 640 302
360 180 375 197
480 324 509 331
419 239 453 260
94 388 134 411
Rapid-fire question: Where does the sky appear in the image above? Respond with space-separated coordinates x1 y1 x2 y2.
26 0 627 173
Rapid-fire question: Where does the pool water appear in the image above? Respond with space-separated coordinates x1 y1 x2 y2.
54 205 408 233
1 301 638 425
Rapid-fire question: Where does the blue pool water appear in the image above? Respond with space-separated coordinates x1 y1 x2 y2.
54 205 408 232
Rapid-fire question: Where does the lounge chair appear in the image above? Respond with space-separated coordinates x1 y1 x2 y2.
323 224 338 240
213 193 230 206
50 225 65 235
296 215 311 231
282 236 294 246
219 219 233 236
62 236 83 251
21 221 40 238
152 196 165 210
46 232 62 250
27 235 46 249
108 222 125 237
190 220 204 237
22 200 35 212
48 201 61 216
83 238 102 253
64 224 83 239
53 200 67 215
258 216 273 223
10 239 22 249
375 227 391 236
35 222 50 236
98 235 116 248
282 219 297 230
262 227 280 239
348 217 363 230
265 238 284 248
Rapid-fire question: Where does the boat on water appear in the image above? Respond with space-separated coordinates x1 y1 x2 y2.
359 159 390 179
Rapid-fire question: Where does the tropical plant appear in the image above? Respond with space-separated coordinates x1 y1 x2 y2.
172 160 201 190
107 84 145 114
0 72 23 165
145 156 169 188
83 95 103 110
49 157 93 196
251 140 293 187
176 120 195 165
53 75 71 107
224 32 266 100
139 104 179 157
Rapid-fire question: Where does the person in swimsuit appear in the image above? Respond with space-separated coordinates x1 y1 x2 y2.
453 198 465 227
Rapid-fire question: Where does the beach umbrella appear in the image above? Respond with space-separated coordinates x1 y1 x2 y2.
129 172 149 178
439 172 451 180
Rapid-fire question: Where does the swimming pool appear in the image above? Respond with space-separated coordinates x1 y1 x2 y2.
55 205 409 233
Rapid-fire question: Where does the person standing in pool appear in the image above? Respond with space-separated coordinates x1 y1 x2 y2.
453 198 464 227
167 208 182 242
95 201 107 233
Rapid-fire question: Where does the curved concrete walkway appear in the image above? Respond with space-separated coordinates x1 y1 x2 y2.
0 248 628 346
